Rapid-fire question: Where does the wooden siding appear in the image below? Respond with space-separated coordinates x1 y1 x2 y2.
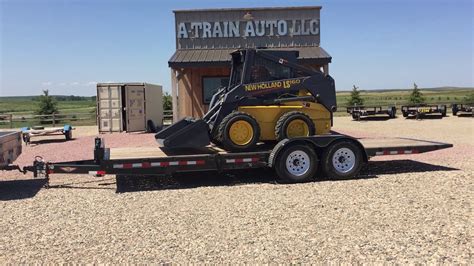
177 67 231 118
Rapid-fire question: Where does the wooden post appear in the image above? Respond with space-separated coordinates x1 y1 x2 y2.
52 113 56 127
171 69 178 122
9 114 13 128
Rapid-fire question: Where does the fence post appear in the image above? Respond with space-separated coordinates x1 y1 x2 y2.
9 114 13 129
52 113 56 127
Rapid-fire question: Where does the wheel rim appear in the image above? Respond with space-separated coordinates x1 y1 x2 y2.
286 119 310 138
229 120 254 146
332 147 356 173
285 150 310 176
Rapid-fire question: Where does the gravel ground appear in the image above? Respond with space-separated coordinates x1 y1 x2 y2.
0 116 472 263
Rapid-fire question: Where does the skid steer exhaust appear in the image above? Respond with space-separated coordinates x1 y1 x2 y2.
155 118 211 149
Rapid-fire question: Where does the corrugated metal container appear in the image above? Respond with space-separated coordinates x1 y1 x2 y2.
0 131 22 168
97 83 163 133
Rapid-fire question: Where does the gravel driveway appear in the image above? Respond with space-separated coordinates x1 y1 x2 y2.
1 116 472 263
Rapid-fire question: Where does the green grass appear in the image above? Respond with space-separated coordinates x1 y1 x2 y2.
0 87 472 127
0 97 96 128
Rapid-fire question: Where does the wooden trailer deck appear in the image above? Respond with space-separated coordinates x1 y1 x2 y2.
109 137 452 160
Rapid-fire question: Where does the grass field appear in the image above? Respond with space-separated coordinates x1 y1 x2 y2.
1 87 472 128
0 96 96 128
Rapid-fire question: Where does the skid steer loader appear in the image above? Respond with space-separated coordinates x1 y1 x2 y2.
156 48 337 151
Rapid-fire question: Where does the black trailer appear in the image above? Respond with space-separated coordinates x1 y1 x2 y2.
452 104 473 116
8 134 452 190
346 106 396 120
401 104 447 118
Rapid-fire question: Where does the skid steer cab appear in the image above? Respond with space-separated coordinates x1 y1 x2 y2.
156 48 337 152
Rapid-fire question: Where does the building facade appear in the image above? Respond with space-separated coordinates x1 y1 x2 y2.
169 6 332 120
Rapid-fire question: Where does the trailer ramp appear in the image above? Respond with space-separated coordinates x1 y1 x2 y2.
359 138 452 157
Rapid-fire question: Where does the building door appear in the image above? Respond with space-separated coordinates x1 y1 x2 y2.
125 85 146 132
97 84 123 132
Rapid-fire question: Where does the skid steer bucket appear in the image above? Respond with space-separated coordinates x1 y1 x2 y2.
155 118 210 149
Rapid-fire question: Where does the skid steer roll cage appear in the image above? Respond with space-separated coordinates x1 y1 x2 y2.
204 49 337 134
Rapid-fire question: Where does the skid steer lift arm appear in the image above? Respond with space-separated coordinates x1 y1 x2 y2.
156 48 337 150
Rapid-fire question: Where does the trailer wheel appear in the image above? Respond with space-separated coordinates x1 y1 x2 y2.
321 140 363 180
218 111 260 151
275 111 315 141
65 130 72 140
388 107 396 118
439 105 447 117
402 111 408 118
352 112 361 121
275 144 318 183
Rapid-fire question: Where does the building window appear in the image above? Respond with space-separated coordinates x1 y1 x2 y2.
202 76 229 104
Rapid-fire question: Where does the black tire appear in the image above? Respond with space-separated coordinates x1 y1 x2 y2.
402 111 408 118
389 107 397 118
275 111 315 141
351 112 360 120
275 144 318 183
65 130 72 140
439 105 447 117
217 111 260 152
452 104 458 116
321 140 364 180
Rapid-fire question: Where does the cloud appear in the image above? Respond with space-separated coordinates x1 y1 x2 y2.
41 81 52 86
86 81 97 86
70 82 80 86
59 82 67 86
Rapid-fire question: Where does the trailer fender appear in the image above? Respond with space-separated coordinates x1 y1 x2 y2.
268 135 368 168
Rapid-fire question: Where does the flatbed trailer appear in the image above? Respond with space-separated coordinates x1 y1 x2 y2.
8 134 452 189
452 104 473 116
401 104 447 118
346 106 396 120
20 125 74 145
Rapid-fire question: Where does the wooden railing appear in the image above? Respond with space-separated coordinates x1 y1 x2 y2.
0 113 97 129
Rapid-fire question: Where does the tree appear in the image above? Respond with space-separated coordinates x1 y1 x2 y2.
163 92 172 111
409 83 425 104
36 90 58 115
347 85 364 106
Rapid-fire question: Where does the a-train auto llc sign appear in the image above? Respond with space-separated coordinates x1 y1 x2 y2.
177 19 320 39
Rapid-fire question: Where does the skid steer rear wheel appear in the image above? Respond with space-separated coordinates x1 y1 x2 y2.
218 112 260 151
275 111 315 141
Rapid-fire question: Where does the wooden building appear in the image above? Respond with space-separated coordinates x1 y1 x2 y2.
168 6 332 121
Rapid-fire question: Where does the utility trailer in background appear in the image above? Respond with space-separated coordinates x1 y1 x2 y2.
346 106 396 120
0 131 22 169
20 125 74 145
7 134 452 191
401 104 447 118
452 104 473 116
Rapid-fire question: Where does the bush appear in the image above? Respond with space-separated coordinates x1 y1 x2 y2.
347 85 364 106
409 83 425 104
163 92 172 111
36 90 59 124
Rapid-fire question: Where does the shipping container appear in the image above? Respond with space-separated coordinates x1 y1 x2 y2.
97 83 163 133
0 131 22 169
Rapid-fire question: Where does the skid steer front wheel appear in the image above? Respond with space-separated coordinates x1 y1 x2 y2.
275 111 315 141
218 112 260 151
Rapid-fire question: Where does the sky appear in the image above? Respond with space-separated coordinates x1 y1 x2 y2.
0 0 473 96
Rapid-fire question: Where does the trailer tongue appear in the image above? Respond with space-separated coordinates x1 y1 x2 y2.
6 134 452 189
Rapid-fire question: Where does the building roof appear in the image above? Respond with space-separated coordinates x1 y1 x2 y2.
173 6 322 13
169 47 332 68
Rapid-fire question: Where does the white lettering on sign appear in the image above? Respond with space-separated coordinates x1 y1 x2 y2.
177 19 319 39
